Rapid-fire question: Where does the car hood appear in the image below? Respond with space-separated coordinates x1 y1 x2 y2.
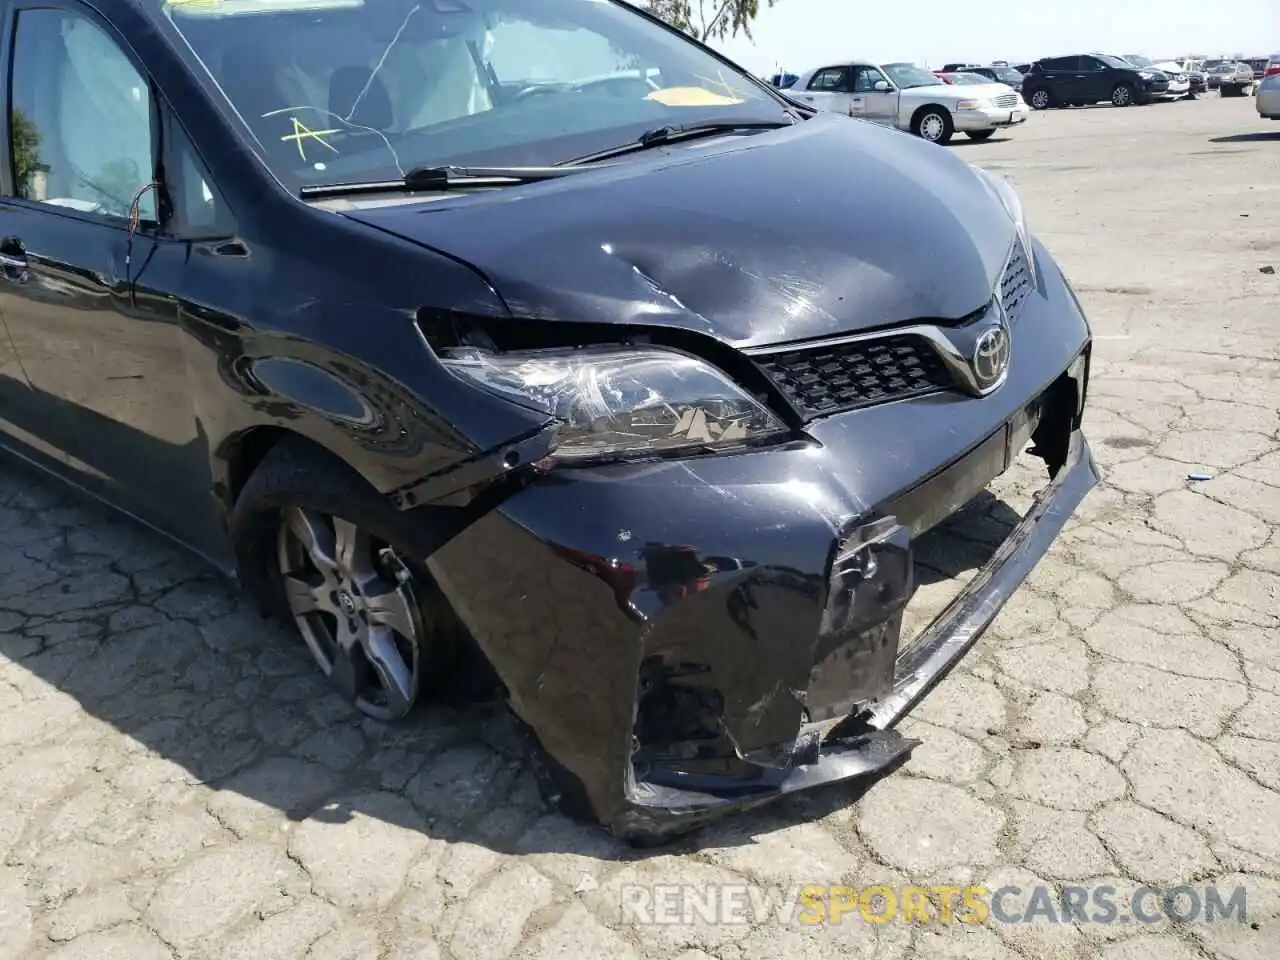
904 81 1016 100
340 113 1016 349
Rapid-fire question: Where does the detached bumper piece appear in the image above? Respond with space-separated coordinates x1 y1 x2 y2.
612 413 1098 843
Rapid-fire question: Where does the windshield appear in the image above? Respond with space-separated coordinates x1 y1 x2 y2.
944 72 987 85
1123 54 1152 67
155 0 787 191
992 67 1022 83
882 62 941 88
1094 54 1131 69
1210 62 1237 72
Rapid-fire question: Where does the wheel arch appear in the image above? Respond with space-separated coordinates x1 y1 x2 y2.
910 102 952 126
215 422 385 514
219 424 311 510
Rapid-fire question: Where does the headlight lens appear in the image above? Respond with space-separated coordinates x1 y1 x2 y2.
1139 70 1156 80
440 346 787 462
955 98 985 109
974 165 1036 289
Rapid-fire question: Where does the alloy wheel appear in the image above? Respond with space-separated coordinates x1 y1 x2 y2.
1030 89 1049 109
277 507 424 721
919 112 946 141
1112 85 1132 106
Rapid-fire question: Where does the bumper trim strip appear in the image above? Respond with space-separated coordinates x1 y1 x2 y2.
866 430 1099 730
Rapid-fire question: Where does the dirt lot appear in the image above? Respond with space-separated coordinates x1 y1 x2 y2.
0 95 1277 960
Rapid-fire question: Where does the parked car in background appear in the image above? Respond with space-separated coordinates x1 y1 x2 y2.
1153 58 1198 96
1180 60 1208 94
1121 55 1191 99
1258 54 1280 119
1214 61 1258 96
1013 63 1032 74
791 60 1029 143
1205 61 1235 88
1021 54 1169 108
936 71 996 87
769 72 799 89
1245 57 1269 80
938 71 1020 94
963 64 1026 91
941 62 981 72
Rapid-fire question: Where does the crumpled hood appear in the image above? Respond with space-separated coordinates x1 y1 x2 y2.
343 113 1017 349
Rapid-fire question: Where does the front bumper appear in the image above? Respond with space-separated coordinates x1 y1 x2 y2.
424 239 1095 842
955 104 1031 131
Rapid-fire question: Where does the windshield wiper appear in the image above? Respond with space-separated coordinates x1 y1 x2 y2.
564 118 795 166
298 164 587 200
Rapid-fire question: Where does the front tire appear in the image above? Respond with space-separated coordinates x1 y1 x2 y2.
1028 87 1051 109
912 107 954 144
1111 83 1135 107
230 437 460 721
965 129 996 141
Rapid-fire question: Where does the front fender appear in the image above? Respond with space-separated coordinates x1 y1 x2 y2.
169 223 557 522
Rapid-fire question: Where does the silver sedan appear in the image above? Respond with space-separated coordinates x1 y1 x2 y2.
1258 55 1280 118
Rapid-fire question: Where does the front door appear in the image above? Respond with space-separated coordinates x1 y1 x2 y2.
795 65 854 114
1074 56 1111 101
0 1 219 549
850 65 899 125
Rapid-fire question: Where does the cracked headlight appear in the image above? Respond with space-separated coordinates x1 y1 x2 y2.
440 346 788 463
975 165 1036 289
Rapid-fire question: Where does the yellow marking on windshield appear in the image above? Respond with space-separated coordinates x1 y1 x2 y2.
282 117 340 159
646 87 744 107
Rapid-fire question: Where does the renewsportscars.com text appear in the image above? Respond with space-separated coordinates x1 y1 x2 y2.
620 883 1249 927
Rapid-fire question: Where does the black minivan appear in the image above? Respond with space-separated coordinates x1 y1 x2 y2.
1022 53 1170 108
0 0 1098 840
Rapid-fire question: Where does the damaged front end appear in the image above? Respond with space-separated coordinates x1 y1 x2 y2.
418 318 1096 844
601 370 1097 843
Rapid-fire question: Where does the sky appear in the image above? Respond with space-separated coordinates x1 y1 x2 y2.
706 0 1280 75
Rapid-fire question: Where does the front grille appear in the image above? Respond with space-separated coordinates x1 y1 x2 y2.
756 335 952 416
992 93 1020 107
1001 243 1033 321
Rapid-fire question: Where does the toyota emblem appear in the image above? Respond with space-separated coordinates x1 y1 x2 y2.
971 322 1011 390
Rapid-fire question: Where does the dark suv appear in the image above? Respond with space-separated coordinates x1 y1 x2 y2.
1022 53 1169 108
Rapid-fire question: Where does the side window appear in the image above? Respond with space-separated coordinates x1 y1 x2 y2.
852 67 887 92
10 8 155 220
807 67 850 92
167 119 235 238
1079 57 1104 72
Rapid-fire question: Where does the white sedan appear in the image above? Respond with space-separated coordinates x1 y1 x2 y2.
789 60 1029 144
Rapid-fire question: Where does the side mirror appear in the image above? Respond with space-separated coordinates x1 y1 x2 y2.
873 80 891 92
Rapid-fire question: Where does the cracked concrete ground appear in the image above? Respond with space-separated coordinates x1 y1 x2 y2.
1 96 1278 960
